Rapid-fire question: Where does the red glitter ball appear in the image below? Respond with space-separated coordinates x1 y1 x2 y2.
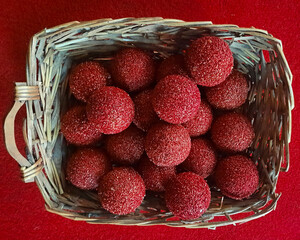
137 155 176 192
133 89 160 131
211 113 255 152
61 106 103 146
156 55 188 80
180 138 217 178
152 75 201 124
185 36 233 87
145 122 191 167
214 155 259 200
111 48 155 92
98 167 145 215
106 125 145 165
69 61 110 102
66 148 111 190
165 172 211 220
206 69 249 109
182 100 213 137
86 86 134 134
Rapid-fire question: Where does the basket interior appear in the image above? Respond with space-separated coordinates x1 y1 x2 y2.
24 18 293 228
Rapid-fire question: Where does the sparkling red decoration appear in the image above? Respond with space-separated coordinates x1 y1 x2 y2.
214 155 259 200
66 147 111 190
145 122 191 167
98 167 145 215
61 105 103 146
180 138 217 178
152 75 201 124
69 61 110 102
133 89 159 131
106 125 145 165
205 69 248 109
165 172 211 220
111 48 155 92
137 155 176 192
185 36 233 86
86 86 134 134
211 112 255 152
156 54 188 80
182 100 213 137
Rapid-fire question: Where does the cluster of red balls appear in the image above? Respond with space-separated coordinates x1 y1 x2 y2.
61 36 259 220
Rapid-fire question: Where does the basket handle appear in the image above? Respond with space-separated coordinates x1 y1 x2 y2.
4 84 40 168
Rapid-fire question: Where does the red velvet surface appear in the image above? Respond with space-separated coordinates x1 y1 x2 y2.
1 1 300 239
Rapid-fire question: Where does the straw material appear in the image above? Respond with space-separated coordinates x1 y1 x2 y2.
5 18 293 229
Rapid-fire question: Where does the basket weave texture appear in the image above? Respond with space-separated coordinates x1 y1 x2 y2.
7 18 294 229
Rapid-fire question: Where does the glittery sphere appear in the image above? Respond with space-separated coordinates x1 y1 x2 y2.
106 125 145 165
152 75 201 124
69 61 110 102
61 106 103 146
211 113 255 152
182 100 213 137
181 138 217 178
111 48 155 92
133 89 159 131
66 148 111 190
165 172 211 220
185 36 233 86
145 122 191 167
214 155 259 200
98 167 145 215
206 69 249 109
156 55 188 80
86 86 134 134
137 155 176 192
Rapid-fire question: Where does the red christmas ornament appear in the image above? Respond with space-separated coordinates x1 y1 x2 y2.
185 36 233 86
86 86 134 134
214 155 259 200
152 75 201 124
133 89 159 131
156 55 188 80
145 122 191 167
206 69 248 109
180 138 217 178
69 61 110 102
211 112 255 152
106 125 145 165
66 148 111 190
61 106 103 146
98 167 145 215
111 48 155 92
165 172 211 220
182 100 213 137
137 155 176 192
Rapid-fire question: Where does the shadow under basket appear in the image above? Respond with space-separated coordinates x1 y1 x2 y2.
4 18 294 229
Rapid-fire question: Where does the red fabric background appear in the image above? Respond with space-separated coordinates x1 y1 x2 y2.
1 0 299 239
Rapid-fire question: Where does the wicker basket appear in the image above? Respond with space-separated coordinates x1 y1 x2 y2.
4 18 294 229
